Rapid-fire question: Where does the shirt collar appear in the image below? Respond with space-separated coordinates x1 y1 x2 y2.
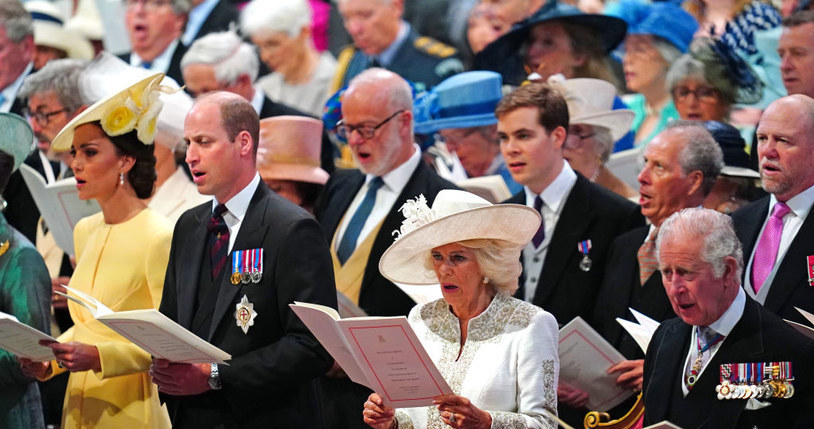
375 21 410 67
707 286 746 337
1 62 32 112
769 182 814 221
213 173 260 220
181 0 220 46
250 86 265 115
368 143 420 192
523 160 577 213
131 39 179 72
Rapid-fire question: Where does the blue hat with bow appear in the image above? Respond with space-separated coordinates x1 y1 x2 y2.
625 1 698 53
413 71 503 135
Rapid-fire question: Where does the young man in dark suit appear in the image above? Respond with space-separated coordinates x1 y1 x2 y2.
643 208 814 428
151 92 336 428
732 95 814 326
495 81 644 424
314 68 456 429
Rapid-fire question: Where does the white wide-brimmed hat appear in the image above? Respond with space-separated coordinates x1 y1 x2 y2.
52 72 168 152
547 75 634 142
379 189 540 285
257 116 329 185
25 1 94 61
0 113 34 172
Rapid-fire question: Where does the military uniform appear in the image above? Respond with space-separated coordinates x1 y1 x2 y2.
331 28 464 93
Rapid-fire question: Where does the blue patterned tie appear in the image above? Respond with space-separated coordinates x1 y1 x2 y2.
337 177 384 264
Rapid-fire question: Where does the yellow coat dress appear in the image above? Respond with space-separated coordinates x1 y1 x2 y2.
49 209 173 428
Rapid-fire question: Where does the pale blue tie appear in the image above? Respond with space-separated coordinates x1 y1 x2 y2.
337 177 384 264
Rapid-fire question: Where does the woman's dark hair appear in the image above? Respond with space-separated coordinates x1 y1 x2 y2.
293 181 323 210
104 125 157 199
0 151 15 194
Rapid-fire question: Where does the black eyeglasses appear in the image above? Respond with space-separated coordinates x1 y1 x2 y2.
23 107 69 126
124 0 172 11
336 110 405 140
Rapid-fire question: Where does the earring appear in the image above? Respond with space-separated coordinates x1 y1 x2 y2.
482 277 489 285
119 173 125 186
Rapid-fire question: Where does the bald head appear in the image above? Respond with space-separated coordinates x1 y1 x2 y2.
756 94 814 201
345 68 413 113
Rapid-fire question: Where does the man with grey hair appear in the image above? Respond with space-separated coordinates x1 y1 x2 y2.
119 0 191 84
333 0 464 93
643 207 814 428
0 0 34 116
595 121 723 394
181 31 336 173
314 68 456 429
732 94 814 325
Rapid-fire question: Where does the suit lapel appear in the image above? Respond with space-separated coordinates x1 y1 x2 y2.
765 205 814 312
736 198 769 284
534 177 595 305
645 321 691 422
207 184 271 340
178 209 209 329
323 172 365 240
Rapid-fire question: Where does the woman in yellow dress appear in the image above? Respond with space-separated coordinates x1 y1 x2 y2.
21 74 174 428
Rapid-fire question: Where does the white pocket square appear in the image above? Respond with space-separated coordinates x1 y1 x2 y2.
745 397 771 410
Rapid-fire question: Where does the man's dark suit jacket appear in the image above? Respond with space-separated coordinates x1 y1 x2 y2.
594 226 675 359
732 196 814 324
505 174 644 327
184 0 238 46
159 181 336 428
258 96 335 174
643 297 814 428
314 161 456 316
117 42 187 87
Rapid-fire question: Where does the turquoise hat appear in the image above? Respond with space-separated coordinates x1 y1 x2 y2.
0 113 34 172
413 71 503 135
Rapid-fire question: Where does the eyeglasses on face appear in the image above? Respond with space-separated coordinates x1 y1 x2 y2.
672 85 721 103
335 110 405 140
23 107 69 127
124 0 172 11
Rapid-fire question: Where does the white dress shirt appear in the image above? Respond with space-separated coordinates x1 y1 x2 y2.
129 40 179 73
521 161 577 302
334 144 421 252
743 183 814 302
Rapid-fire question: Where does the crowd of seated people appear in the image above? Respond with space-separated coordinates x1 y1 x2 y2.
2 0 814 428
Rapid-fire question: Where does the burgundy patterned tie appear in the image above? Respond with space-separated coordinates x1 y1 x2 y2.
208 204 230 279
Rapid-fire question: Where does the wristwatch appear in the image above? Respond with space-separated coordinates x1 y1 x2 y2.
208 363 222 390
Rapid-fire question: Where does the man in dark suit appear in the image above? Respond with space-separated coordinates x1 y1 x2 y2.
333 0 464 93
120 0 190 85
181 31 336 173
179 0 238 47
150 92 336 428
595 122 724 391
643 208 814 428
495 81 644 423
732 95 814 325
314 68 455 429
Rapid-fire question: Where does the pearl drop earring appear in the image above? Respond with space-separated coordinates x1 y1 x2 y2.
482 277 489 285
119 173 125 186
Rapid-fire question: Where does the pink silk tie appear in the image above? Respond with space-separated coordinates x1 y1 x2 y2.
751 202 791 293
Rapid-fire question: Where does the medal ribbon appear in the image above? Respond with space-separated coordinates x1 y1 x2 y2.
578 239 592 256
232 251 240 277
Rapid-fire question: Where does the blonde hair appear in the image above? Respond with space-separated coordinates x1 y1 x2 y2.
422 239 523 295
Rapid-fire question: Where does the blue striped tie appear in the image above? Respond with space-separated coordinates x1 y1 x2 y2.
337 177 384 264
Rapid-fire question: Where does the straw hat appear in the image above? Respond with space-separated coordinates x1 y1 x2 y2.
378 189 540 285
413 71 502 135
51 73 167 152
25 1 93 61
546 74 634 142
257 116 329 185
0 113 34 172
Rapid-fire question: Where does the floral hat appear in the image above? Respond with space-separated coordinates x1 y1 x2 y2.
378 189 540 285
51 73 169 152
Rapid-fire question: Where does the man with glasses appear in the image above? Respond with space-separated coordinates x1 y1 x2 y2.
119 0 190 85
314 68 456 429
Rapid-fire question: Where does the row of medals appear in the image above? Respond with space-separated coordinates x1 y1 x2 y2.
715 363 794 400
231 270 261 285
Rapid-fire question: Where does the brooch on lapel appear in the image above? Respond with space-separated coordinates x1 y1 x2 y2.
807 255 814 287
235 295 258 334
577 239 592 272
716 362 794 400
231 248 264 285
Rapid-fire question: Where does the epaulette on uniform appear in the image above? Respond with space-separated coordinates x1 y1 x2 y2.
414 36 457 59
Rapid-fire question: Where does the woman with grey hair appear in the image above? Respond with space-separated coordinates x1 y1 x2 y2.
363 190 559 429
667 37 764 123
620 2 698 146
240 0 336 116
